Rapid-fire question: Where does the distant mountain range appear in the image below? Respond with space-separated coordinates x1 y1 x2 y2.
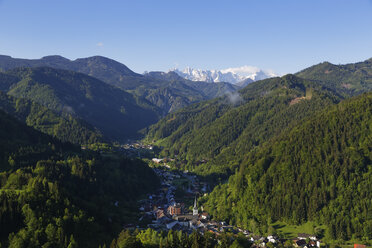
0 55 242 142
0 55 239 114
170 66 277 85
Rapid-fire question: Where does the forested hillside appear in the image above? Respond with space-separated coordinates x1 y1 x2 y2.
296 57 372 96
0 67 160 141
0 55 138 84
0 109 77 172
146 75 341 178
0 91 103 144
0 109 160 247
203 92 372 241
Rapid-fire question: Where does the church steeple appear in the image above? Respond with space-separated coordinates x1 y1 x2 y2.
193 196 198 216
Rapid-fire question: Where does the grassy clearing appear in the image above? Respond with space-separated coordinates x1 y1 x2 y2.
272 221 323 239
272 221 371 247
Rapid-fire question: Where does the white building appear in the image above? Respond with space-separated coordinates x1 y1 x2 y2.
193 196 198 216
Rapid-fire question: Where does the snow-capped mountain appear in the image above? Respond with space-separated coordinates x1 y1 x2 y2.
170 66 277 85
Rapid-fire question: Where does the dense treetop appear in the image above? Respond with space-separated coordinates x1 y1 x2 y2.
0 108 160 247
0 91 103 145
203 92 372 241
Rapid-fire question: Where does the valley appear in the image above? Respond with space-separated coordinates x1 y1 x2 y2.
2 1 372 247
0 55 371 248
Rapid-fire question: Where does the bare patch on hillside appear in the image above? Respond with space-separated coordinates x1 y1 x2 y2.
167 116 176 122
289 89 313 105
289 96 306 105
341 83 352 89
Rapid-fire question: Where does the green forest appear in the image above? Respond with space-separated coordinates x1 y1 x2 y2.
296 58 372 96
202 92 372 242
0 109 160 247
145 75 343 179
0 67 160 141
0 91 103 144
108 228 252 248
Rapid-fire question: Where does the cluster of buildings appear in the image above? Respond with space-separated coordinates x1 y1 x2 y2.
137 167 252 236
147 195 255 237
292 233 321 248
136 163 325 248
249 233 322 248
117 142 155 158
122 142 153 150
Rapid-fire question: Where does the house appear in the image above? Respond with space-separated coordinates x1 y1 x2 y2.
294 239 307 247
167 203 183 216
354 245 366 248
172 223 189 231
309 241 317 247
152 158 164 163
155 216 171 225
197 221 206 228
165 220 179 229
208 227 220 235
189 218 199 229
267 235 277 243
298 233 317 241
173 214 198 222
172 217 189 228
250 236 259 242
156 210 165 219
201 212 210 220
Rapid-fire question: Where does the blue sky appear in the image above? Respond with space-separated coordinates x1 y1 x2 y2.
1 0 372 74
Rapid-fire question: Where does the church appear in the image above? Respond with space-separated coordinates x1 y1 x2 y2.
193 196 198 216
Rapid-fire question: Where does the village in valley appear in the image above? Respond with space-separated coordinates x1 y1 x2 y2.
89 141 331 248
130 154 324 248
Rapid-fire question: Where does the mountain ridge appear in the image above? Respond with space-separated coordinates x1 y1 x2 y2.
0 90 103 144
0 67 160 141
145 74 342 178
171 66 277 84
296 57 372 96
0 54 240 114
